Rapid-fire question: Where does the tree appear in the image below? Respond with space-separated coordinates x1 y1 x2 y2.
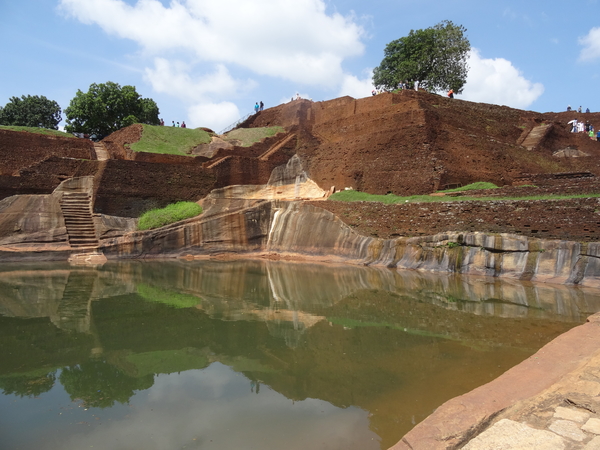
0 95 62 129
64 82 160 136
60 360 154 408
373 20 470 94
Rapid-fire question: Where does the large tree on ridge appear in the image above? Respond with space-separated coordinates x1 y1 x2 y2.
0 95 62 129
372 20 470 94
64 82 160 136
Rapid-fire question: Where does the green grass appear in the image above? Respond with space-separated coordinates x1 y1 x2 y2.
223 126 285 146
129 124 212 155
138 202 203 230
438 182 499 192
137 283 202 308
125 349 209 376
329 189 600 205
0 125 76 138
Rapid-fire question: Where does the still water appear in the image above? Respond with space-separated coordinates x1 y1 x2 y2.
1 260 600 450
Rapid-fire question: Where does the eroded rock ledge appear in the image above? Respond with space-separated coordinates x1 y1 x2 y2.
82 199 600 288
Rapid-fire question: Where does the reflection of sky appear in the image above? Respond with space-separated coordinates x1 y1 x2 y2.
0 363 379 450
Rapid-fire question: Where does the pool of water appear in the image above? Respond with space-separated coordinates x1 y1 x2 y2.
1 259 599 450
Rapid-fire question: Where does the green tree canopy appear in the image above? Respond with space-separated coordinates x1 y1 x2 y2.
64 82 160 136
373 20 470 94
0 95 62 129
60 360 154 408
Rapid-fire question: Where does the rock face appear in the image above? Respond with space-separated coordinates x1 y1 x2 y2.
93 198 600 288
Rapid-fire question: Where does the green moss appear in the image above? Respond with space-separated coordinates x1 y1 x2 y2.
138 202 202 230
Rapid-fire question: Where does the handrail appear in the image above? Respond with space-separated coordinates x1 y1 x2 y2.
219 112 253 135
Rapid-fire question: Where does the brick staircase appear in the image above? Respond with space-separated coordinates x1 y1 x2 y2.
259 133 296 161
55 272 96 332
93 142 109 161
60 192 99 248
518 123 553 150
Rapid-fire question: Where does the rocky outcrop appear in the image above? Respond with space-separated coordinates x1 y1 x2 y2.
3 175 600 289
92 199 600 288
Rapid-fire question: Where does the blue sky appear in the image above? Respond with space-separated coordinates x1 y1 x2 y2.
1 0 599 132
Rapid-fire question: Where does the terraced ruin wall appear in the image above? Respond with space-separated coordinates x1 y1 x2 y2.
0 129 95 176
311 197 600 242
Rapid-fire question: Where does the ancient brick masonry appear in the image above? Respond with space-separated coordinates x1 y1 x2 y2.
0 129 95 176
312 197 600 242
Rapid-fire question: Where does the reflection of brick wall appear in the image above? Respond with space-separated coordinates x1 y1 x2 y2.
94 160 216 217
0 129 94 175
313 197 600 241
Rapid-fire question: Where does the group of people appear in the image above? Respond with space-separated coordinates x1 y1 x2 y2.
569 119 599 140
254 101 264 113
159 118 186 128
567 105 591 113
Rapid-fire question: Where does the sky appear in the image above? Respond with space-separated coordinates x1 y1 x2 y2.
1 0 599 132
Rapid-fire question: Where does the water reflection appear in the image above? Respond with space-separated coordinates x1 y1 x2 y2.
0 260 599 449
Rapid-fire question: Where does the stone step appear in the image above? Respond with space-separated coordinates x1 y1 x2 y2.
521 124 553 150
60 191 99 249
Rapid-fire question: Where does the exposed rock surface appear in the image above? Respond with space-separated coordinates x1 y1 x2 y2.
390 313 600 450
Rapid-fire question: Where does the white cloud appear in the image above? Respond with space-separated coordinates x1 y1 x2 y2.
59 0 365 87
188 102 240 132
52 364 379 450
144 59 254 102
461 48 544 109
338 71 374 99
579 27 600 61
143 58 252 130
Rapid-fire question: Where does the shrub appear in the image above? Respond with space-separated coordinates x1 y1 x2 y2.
138 202 203 230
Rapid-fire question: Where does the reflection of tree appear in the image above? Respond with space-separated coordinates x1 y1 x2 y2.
59 360 153 408
0 371 56 397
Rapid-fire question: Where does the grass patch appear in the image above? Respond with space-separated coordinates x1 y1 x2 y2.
0 125 76 138
137 283 202 308
329 189 600 205
138 202 203 230
223 126 285 146
125 349 209 376
438 182 499 192
130 124 212 156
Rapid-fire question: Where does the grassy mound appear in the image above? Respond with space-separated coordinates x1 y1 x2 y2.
223 126 285 146
130 125 212 156
0 125 76 138
138 202 203 230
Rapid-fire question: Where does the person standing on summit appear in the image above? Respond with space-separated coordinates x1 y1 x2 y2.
259 101 264 111
254 102 259 114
